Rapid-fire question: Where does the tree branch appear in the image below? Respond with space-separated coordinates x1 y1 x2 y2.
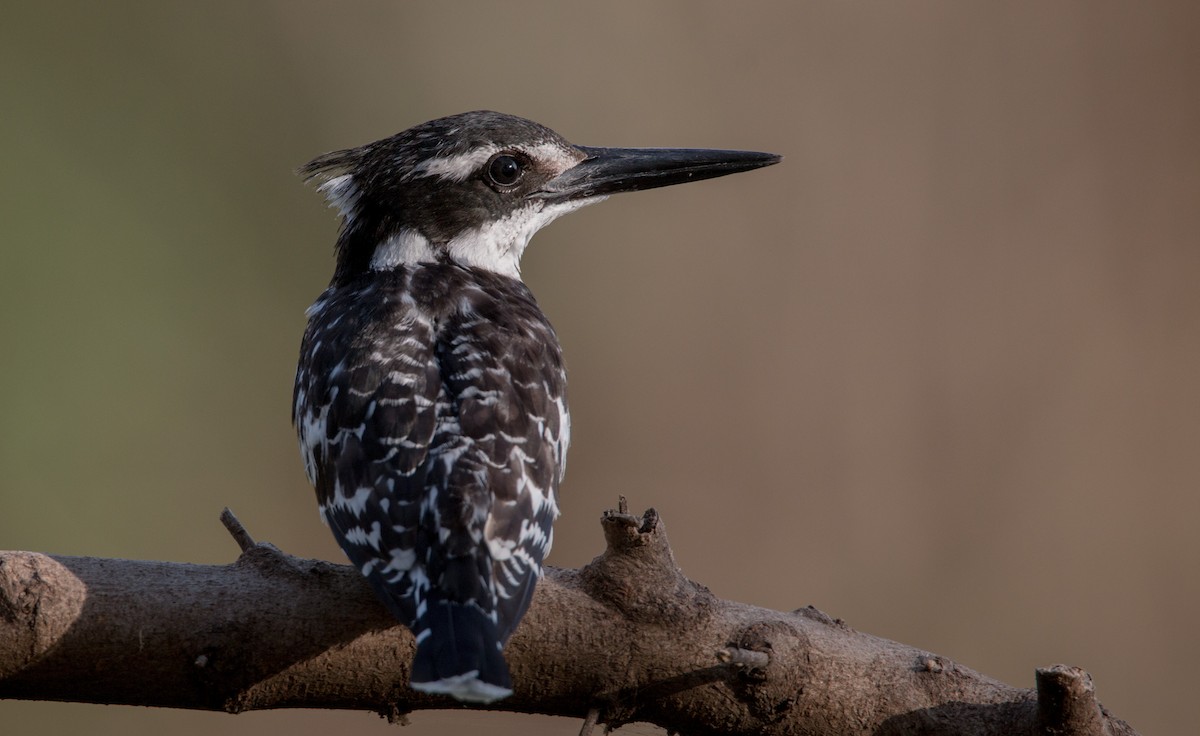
0 503 1137 735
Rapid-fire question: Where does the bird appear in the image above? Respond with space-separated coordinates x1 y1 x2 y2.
293 110 779 703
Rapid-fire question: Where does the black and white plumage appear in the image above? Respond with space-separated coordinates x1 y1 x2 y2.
293 111 778 702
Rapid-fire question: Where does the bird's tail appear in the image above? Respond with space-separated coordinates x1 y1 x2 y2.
409 595 513 703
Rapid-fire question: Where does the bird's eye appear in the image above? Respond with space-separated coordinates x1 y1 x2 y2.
487 154 524 187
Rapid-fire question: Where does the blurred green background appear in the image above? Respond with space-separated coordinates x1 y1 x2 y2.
2 2 1197 734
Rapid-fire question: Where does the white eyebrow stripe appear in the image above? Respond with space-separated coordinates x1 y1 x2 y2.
408 141 579 183
409 145 501 182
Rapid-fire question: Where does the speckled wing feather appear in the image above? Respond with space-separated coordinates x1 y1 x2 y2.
293 271 441 626
293 264 567 694
428 266 567 642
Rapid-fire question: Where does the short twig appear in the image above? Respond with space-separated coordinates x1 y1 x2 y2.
219 507 256 553
618 495 628 515
716 646 770 670
1035 665 1105 735
579 706 601 736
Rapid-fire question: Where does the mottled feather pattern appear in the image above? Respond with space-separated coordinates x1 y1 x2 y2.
293 111 778 702
293 263 567 643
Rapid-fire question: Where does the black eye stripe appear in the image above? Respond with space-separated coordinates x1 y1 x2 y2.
486 154 524 187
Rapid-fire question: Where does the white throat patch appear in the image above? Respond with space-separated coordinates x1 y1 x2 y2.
368 198 603 279
443 197 603 279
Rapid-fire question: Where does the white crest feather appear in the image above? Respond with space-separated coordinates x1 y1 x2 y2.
317 174 360 221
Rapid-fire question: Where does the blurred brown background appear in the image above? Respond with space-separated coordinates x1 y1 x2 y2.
2 2 1197 734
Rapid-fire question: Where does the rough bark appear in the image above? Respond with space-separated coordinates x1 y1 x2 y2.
0 502 1136 735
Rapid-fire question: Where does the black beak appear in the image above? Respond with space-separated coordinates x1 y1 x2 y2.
537 146 781 202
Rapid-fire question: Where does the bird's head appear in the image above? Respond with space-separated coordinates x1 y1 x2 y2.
302 110 779 283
